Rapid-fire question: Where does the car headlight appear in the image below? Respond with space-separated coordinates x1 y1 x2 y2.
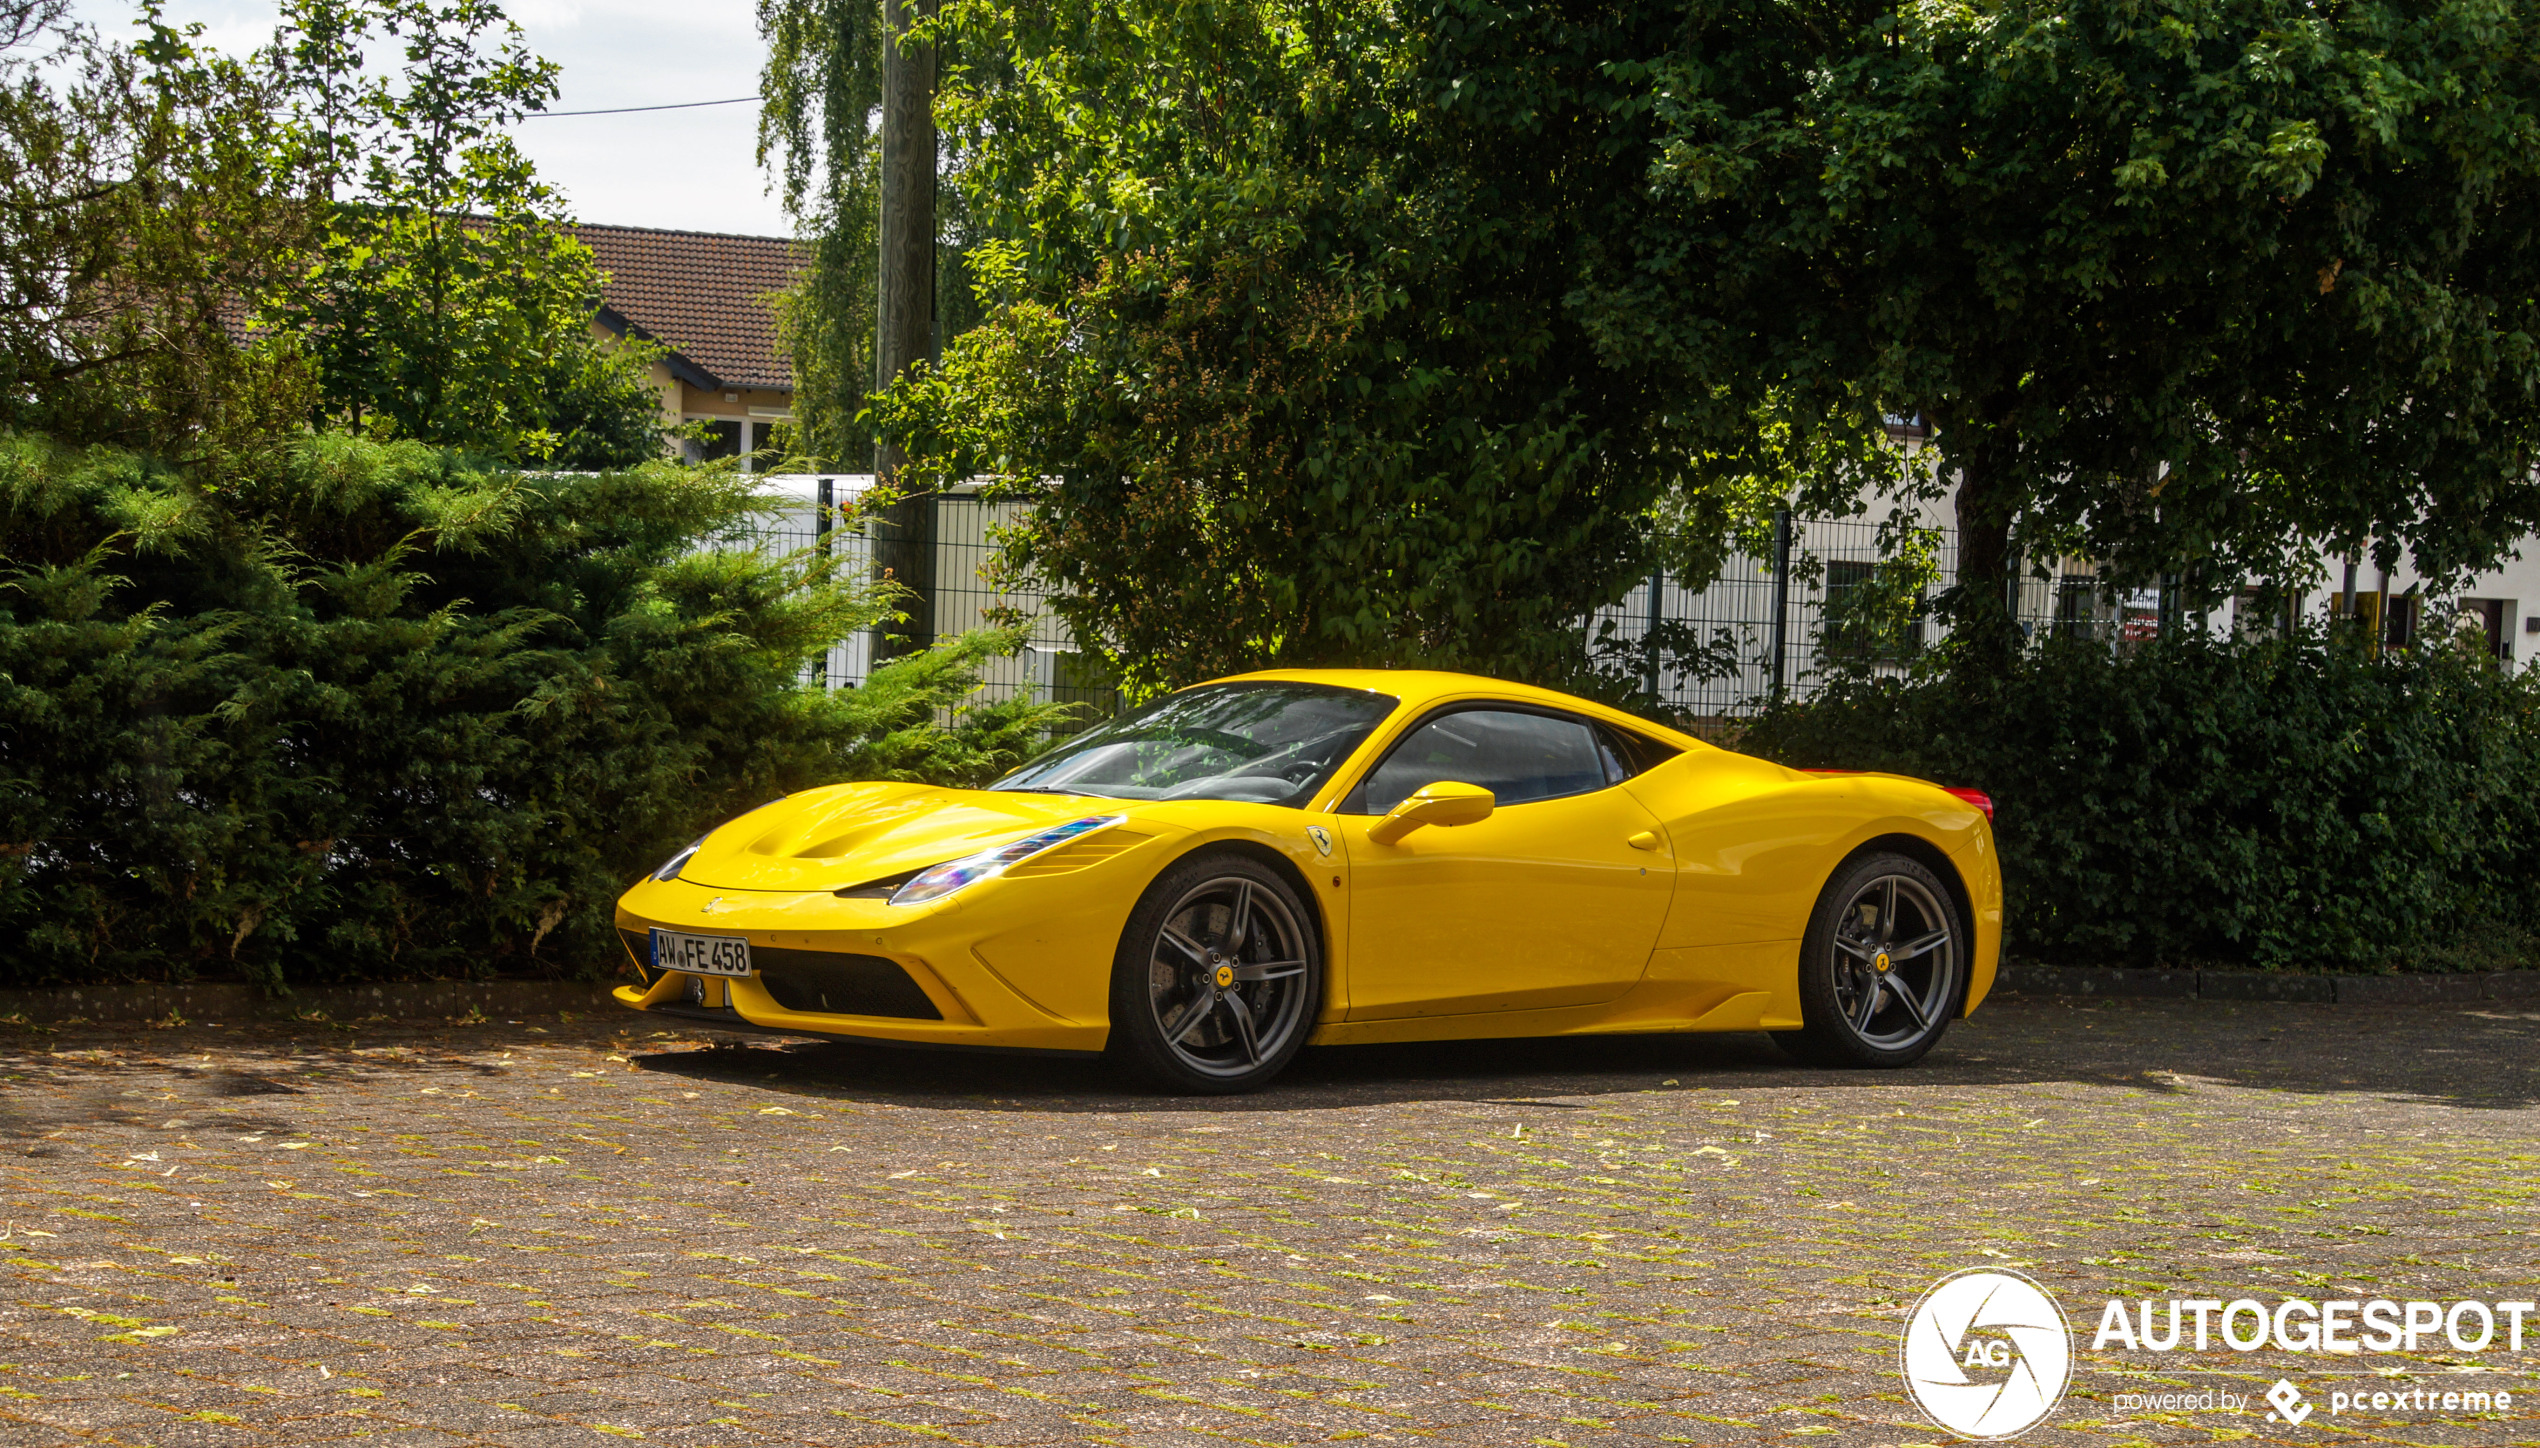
890 816 1124 907
652 836 705 882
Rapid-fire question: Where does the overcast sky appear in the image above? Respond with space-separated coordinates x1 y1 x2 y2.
70 0 793 237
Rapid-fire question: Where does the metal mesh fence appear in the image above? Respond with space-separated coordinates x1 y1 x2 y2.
726 479 2168 727
930 493 1116 716
718 474 872 689
1591 512 1976 727
718 479 1111 715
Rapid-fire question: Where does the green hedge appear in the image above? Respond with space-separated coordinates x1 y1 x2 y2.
1740 632 2540 973
0 434 1064 988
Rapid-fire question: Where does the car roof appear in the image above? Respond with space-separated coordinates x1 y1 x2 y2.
1198 668 1709 752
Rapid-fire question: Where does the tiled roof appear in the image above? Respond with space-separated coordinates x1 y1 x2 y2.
574 223 804 393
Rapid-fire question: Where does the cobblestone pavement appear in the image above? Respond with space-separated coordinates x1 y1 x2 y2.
0 995 2532 1447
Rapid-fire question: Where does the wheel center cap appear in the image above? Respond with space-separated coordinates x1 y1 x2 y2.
1214 964 1235 989
1873 952 1891 973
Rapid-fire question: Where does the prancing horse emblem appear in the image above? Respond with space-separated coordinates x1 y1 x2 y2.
1306 826 1333 858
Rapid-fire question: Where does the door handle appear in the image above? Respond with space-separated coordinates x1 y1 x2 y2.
1626 831 1660 852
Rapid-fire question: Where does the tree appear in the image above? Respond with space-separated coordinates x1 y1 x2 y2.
1579 0 2540 640
758 0 884 472
758 0 997 473
261 0 672 465
0 1 318 458
875 0 1780 698
0 432 1072 986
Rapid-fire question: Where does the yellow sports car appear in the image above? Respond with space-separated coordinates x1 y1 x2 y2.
613 669 2001 1092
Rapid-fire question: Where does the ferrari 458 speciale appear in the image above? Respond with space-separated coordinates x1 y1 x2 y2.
614 670 2000 1092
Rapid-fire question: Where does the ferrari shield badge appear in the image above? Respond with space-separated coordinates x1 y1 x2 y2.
1306 826 1333 858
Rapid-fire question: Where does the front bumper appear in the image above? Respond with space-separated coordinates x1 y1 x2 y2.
611 875 1123 1054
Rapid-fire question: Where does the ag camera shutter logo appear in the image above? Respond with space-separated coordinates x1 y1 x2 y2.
1902 1269 2075 1438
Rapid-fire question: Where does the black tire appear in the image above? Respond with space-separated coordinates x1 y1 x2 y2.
1107 852 1323 1094
1773 851 1966 1068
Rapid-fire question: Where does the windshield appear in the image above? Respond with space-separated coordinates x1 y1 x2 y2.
990 683 1398 806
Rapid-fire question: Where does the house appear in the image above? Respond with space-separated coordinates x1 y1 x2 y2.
575 223 803 466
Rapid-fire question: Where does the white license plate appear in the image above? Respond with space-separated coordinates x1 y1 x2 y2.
652 929 752 978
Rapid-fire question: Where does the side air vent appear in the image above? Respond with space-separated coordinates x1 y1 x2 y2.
753 948 942 1020
1002 829 1153 878
618 927 654 983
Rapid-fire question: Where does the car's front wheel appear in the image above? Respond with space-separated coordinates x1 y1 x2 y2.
1774 851 1965 1068
1108 853 1322 1094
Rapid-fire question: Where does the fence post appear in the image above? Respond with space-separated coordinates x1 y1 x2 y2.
2003 541 2023 635
1643 566 1663 704
815 477 835 688
1767 509 1792 699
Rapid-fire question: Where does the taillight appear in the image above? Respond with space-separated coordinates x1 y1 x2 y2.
1943 787 1994 821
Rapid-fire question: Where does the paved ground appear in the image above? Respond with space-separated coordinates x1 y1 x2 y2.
0 995 2532 1447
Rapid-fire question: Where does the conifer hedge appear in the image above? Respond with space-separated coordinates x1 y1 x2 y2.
0 434 1061 988
1742 632 2540 973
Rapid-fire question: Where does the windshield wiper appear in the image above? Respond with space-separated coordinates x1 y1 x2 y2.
993 785 1101 796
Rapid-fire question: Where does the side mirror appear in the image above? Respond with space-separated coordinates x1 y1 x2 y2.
1366 780 1495 846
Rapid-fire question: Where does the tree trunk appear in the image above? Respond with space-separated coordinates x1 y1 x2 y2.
1943 402 2022 668
870 0 937 661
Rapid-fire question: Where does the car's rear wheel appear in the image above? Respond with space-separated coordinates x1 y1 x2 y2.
1774 851 1964 1068
1108 853 1321 1094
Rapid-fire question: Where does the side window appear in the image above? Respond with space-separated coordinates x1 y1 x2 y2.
1596 723 1679 782
1354 710 1609 815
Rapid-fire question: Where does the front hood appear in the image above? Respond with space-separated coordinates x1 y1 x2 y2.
675 782 1123 892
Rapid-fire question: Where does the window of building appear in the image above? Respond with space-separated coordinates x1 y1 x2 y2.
2054 578 2100 640
1820 559 1925 662
2458 597 2515 661
2383 592 2419 651
2231 586 2303 640
693 419 742 462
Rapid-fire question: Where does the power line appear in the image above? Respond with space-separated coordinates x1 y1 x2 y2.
521 95 761 119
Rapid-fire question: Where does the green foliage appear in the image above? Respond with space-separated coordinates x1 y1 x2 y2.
0 433 1069 988
1812 513 1943 667
536 329 684 471
755 0 884 471
259 0 674 465
1584 0 2540 622
1741 633 2540 973
879 0 1763 700
0 3 317 458
756 0 988 471
767 160 882 472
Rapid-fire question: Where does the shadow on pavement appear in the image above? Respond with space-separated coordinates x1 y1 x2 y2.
625 994 2540 1115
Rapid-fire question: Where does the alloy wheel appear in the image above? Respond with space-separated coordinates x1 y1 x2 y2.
1828 872 1959 1050
1142 875 1313 1081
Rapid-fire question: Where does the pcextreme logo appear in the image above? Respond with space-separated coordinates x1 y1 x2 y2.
1902 1269 2075 1439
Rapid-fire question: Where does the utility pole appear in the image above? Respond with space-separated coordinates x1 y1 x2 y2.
870 0 937 661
